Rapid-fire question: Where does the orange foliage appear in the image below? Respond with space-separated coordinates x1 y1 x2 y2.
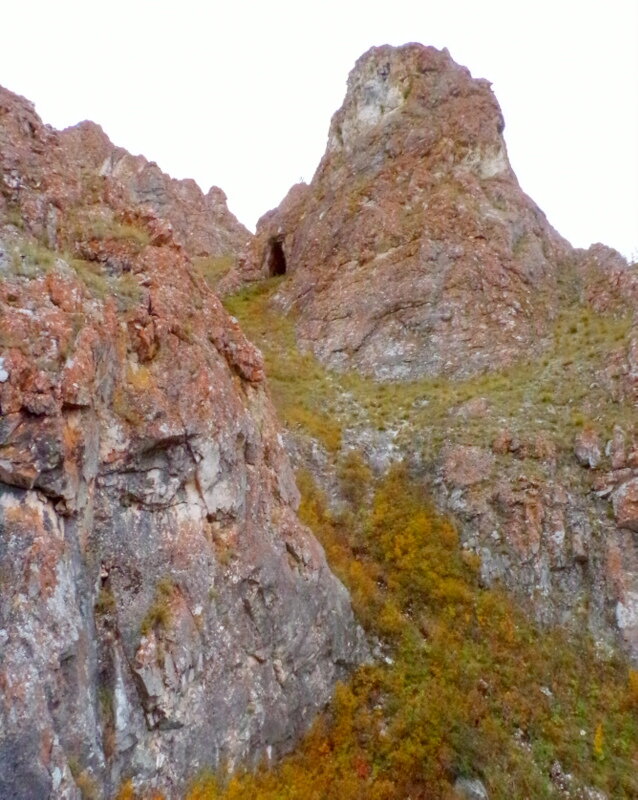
179 465 638 800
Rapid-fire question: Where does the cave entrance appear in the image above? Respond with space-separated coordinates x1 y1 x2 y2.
266 238 287 276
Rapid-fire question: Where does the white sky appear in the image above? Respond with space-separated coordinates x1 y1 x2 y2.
1 1 637 258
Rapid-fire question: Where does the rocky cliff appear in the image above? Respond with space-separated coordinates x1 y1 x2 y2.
2 41 638 800
59 121 250 260
234 44 638 661
0 86 366 799
241 44 575 380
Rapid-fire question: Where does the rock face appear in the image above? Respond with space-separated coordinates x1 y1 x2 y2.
60 121 250 259
0 86 366 799
233 44 638 661
242 44 575 380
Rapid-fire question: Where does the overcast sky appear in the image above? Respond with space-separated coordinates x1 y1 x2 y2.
2 1 637 258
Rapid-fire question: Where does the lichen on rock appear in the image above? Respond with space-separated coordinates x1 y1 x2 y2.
0 85 367 800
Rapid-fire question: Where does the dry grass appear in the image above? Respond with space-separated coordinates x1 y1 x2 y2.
193 254 237 288
223 278 635 465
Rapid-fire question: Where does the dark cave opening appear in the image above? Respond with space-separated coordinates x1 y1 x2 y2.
266 238 287 276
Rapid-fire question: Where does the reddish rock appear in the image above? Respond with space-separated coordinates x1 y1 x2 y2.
59 120 250 260
492 428 513 455
607 425 627 470
441 444 494 487
0 85 249 273
576 243 638 315
0 84 366 799
613 479 638 531
240 44 574 380
453 396 490 419
491 429 556 462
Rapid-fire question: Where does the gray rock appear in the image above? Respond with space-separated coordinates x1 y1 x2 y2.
574 429 602 469
454 776 489 800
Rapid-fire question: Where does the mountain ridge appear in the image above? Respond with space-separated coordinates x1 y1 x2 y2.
1 41 637 799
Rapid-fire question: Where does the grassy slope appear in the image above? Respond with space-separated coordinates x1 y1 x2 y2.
180 277 638 799
221 277 634 459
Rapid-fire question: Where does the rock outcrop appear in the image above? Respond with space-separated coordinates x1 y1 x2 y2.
232 44 638 660
0 86 366 799
59 121 250 259
242 44 575 380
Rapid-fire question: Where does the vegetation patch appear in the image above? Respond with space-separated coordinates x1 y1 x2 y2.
81 217 151 250
224 278 343 452
193 254 237 288
94 587 116 616
7 239 57 277
70 256 143 309
140 577 176 637
222 278 635 464
185 466 638 800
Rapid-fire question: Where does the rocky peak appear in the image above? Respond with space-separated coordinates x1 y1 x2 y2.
0 83 249 265
327 44 508 175
59 119 250 259
242 43 576 380
231 44 638 664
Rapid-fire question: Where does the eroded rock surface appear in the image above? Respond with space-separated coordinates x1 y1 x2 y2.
240 44 576 379
0 86 366 799
60 121 250 259
231 44 638 661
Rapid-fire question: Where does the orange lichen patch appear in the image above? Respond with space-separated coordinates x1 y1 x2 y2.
605 539 627 595
113 780 137 800
61 327 99 407
127 311 159 363
24 534 64 598
2 502 42 533
62 417 83 454
38 728 54 769
125 363 155 392
0 669 27 706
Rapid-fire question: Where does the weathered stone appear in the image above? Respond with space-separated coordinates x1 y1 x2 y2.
613 479 638 531
0 84 367 799
453 396 489 419
59 121 250 261
574 428 602 469
441 444 495 488
606 425 627 470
